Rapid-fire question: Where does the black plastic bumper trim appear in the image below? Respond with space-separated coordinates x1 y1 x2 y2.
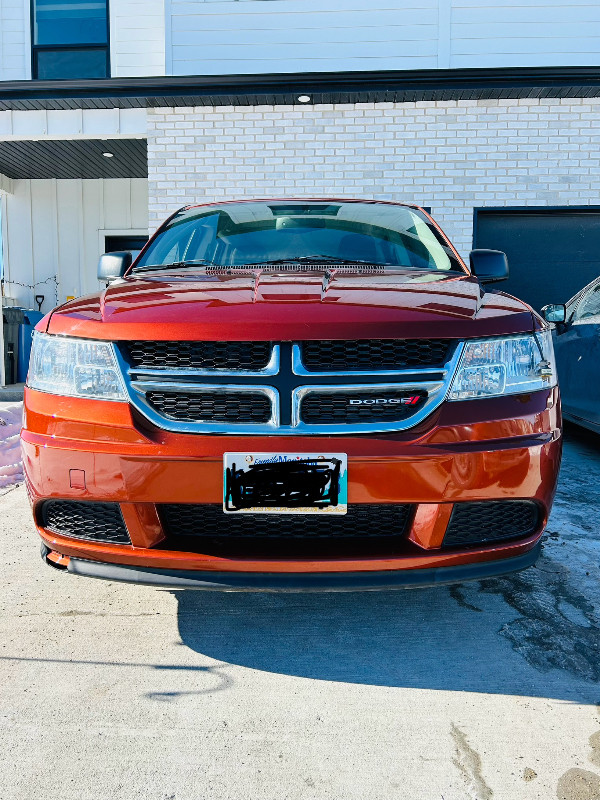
62 544 541 592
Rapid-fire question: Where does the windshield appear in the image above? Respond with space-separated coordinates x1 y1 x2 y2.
133 201 464 272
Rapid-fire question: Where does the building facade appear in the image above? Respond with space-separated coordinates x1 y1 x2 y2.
0 0 599 320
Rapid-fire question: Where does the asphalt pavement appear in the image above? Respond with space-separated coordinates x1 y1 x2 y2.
1 421 599 800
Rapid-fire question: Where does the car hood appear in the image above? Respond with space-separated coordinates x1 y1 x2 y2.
46 269 534 340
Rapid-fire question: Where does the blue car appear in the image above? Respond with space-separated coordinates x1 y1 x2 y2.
543 276 600 434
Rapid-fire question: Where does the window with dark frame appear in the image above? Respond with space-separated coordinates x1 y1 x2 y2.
31 0 110 80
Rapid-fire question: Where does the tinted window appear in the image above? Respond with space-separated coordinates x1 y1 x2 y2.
33 0 108 44
573 281 600 322
32 0 109 79
135 202 463 273
34 48 108 80
105 235 149 253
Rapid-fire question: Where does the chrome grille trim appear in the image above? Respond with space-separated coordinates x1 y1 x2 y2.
292 382 445 434
117 341 464 435
129 381 280 432
291 343 454 378
126 344 280 379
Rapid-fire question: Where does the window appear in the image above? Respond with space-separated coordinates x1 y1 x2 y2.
134 201 463 273
32 0 109 80
573 281 600 322
104 234 149 262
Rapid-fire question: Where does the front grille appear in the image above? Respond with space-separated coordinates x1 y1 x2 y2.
300 339 454 372
159 503 415 558
443 500 541 547
147 391 272 423
122 340 273 371
300 391 426 424
41 500 130 545
121 338 459 434
161 503 413 538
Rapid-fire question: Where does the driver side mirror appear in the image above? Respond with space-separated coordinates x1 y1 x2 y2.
469 249 509 284
97 251 132 282
541 304 567 324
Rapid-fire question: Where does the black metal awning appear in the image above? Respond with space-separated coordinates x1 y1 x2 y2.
0 138 147 179
0 66 599 111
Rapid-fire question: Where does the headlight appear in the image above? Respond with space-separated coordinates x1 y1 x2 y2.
28 332 127 401
448 331 556 400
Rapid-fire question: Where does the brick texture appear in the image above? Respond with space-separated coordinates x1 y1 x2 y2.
147 98 600 256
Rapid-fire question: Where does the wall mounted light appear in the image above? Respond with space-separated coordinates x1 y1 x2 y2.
102 152 114 158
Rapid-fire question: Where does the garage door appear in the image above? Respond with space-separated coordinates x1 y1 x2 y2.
474 209 600 310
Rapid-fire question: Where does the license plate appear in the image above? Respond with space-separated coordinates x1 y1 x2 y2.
223 453 348 514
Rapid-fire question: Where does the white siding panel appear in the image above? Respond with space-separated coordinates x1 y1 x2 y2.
56 181 83 298
110 0 166 76
453 5 600 23
102 179 133 229
169 0 441 74
449 1 600 68
168 0 600 75
0 0 28 81
2 178 148 312
130 180 149 229
30 181 59 297
80 180 104 296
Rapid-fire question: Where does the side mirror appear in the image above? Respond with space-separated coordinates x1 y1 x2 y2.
469 249 509 284
541 303 567 324
97 251 132 282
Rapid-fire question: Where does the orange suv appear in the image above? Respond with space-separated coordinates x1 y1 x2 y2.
22 200 562 590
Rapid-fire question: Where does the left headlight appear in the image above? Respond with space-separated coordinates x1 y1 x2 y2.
28 332 127 401
448 330 557 401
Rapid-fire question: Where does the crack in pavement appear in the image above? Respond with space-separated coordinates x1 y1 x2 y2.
451 723 493 800
476 553 600 681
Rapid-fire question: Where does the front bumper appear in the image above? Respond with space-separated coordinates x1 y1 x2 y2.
23 386 562 586
49 544 542 591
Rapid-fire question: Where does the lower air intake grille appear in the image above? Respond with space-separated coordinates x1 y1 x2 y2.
443 500 541 547
300 339 454 371
41 501 130 545
147 391 272 423
160 503 414 540
300 391 426 424
122 340 273 371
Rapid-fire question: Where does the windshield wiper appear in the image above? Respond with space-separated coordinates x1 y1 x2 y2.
253 255 392 266
133 259 214 272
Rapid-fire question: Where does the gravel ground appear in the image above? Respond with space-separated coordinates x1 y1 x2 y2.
0 414 599 800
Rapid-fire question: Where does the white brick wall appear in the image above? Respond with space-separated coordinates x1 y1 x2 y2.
147 98 600 257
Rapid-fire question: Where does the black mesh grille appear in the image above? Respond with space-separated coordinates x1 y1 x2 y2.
159 503 415 558
300 339 454 372
300 391 427 424
160 503 413 539
443 500 541 547
147 391 272 423
41 501 130 545
122 341 273 371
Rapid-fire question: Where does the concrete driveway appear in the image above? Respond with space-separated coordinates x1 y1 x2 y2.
1 416 599 800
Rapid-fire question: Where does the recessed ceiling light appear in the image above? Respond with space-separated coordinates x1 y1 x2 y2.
297 95 311 103
102 151 114 158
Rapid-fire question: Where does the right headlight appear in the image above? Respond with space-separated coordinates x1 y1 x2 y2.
448 331 557 401
27 332 127 401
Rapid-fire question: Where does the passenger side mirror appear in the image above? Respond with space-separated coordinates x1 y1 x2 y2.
541 304 567 324
97 251 132 282
469 249 509 284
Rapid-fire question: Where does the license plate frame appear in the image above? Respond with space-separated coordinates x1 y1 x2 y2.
223 453 348 514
